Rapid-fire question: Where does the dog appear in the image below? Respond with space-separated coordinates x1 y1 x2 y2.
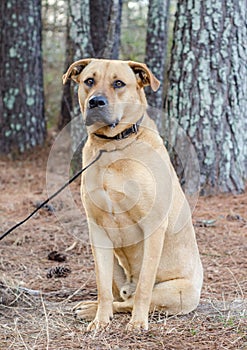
62 59 203 332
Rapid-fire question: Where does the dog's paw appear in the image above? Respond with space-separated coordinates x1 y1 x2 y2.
126 318 148 332
73 301 98 321
86 317 111 332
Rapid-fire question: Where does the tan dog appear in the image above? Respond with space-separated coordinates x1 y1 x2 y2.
63 59 203 332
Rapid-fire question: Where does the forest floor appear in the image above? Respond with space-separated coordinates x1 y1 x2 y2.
0 138 246 350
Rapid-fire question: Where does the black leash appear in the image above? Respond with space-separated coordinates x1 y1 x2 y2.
0 149 107 241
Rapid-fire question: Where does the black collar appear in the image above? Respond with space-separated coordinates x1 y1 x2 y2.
94 116 144 141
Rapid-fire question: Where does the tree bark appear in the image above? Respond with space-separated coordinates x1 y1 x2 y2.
145 0 170 132
90 0 122 59
166 0 247 195
0 0 46 155
59 8 73 131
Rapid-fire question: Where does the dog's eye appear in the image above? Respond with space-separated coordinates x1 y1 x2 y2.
113 80 126 89
84 78 95 87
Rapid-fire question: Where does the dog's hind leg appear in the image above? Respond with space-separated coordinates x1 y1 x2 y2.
149 278 202 315
112 278 201 319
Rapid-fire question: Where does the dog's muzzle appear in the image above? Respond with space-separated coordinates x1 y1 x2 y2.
85 95 117 127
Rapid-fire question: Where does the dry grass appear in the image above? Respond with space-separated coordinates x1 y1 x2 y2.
0 145 246 349
0 287 246 350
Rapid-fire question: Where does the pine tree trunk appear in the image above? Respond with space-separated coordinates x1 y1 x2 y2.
166 0 247 195
145 0 170 132
0 0 45 155
90 0 122 59
59 10 73 130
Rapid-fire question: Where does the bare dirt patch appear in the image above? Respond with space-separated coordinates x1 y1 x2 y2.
0 142 246 349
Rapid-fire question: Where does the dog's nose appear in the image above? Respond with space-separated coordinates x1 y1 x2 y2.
88 95 108 109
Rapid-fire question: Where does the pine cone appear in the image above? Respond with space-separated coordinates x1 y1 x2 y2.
46 266 71 278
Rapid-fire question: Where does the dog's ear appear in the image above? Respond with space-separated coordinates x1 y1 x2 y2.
128 61 160 92
62 58 93 84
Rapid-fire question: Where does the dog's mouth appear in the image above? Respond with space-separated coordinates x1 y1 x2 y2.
85 94 120 128
85 107 119 129
109 120 119 128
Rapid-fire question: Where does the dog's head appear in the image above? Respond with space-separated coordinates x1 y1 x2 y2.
62 59 160 132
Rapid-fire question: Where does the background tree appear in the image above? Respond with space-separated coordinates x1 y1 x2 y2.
145 0 170 132
166 0 247 195
0 0 46 155
90 0 122 59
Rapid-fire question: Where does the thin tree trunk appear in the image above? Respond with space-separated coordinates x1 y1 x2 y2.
166 0 247 195
101 0 123 59
89 0 111 57
0 0 46 155
145 0 170 132
59 10 73 130
90 0 122 59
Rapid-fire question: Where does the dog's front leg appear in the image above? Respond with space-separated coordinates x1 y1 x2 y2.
87 222 114 332
127 223 167 331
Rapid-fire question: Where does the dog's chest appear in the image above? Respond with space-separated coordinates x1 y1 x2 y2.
82 143 172 245
83 157 156 216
